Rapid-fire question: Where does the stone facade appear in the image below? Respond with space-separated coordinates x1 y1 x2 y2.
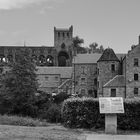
125 44 140 98
97 61 120 96
103 87 125 98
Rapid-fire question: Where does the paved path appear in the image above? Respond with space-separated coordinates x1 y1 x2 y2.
86 134 140 140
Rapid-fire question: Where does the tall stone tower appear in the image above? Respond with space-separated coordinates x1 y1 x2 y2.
54 26 73 66
97 48 120 96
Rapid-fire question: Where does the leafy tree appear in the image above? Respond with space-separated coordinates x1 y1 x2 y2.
0 48 38 117
72 36 84 55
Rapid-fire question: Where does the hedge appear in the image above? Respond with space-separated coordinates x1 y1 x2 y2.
62 97 140 130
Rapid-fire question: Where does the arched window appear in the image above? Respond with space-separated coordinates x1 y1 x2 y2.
46 55 54 66
39 55 45 66
0 55 5 62
7 55 13 63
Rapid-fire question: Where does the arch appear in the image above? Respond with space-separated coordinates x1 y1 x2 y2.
7 55 13 63
0 55 6 62
32 55 37 63
39 55 45 66
58 51 69 66
46 55 54 66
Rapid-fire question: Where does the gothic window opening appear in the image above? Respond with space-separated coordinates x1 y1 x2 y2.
7 55 13 63
67 32 69 38
39 55 45 66
46 55 54 66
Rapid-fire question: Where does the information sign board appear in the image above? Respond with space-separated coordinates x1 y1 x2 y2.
99 97 124 114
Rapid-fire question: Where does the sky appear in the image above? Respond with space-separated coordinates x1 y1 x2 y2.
0 0 140 53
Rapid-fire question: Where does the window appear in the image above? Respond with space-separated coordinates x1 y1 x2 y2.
111 89 116 97
134 88 138 95
81 77 86 84
134 74 139 81
67 33 69 38
81 89 86 95
55 76 58 81
94 78 97 86
58 32 60 37
45 76 49 81
134 58 139 66
97 68 99 75
63 32 65 38
111 64 115 72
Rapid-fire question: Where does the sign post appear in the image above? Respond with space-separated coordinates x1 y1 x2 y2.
99 97 124 134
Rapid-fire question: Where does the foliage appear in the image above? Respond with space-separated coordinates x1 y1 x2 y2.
118 98 140 130
72 36 85 55
53 92 70 104
62 97 140 130
62 97 104 128
89 42 104 53
41 104 61 123
0 114 48 126
0 48 38 117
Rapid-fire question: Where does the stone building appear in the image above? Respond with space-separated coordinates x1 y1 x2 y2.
0 26 74 94
72 53 101 97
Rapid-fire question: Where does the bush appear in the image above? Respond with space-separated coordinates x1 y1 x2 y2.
62 97 140 130
62 97 104 128
118 98 140 130
53 92 70 104
41 104 61 123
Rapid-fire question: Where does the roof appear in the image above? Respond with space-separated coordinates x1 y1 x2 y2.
73 53 101 64
0 46 54 48
116 54 126 60
98 48 120 62
104 75 125 87
36 67 72 79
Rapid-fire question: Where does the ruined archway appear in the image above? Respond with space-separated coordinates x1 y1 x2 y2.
7 55 13 63
58 51 69 66
39 55 45 66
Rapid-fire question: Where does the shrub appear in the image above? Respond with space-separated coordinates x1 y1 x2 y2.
62 97 140 130
53 92 70 104
41 104 61 123
118 98 140 130
62 97 104 128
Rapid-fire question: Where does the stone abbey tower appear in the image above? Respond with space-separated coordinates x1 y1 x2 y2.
54 26 73 66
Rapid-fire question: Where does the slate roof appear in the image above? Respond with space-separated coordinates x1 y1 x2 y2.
73 53 101 64
98 48 120 62
36 67 72 79
104 75 125 87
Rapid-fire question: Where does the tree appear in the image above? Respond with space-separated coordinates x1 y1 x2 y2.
0 48 38 117
72 36 84 55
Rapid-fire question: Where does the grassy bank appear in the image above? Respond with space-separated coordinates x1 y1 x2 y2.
0 115 49 126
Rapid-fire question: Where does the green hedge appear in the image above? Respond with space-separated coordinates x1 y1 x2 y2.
62 97 140 130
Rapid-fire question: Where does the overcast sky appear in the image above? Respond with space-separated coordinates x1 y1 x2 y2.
0 0 140 53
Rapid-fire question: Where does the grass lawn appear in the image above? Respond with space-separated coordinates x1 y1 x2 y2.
0 124 86 140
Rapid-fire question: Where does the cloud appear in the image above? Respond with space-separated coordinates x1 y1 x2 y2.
0 0 47 10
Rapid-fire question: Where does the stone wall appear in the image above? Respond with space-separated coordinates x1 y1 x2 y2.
103 87 125 98
73 63 97 97
97 61 120 96
126 45 140 97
